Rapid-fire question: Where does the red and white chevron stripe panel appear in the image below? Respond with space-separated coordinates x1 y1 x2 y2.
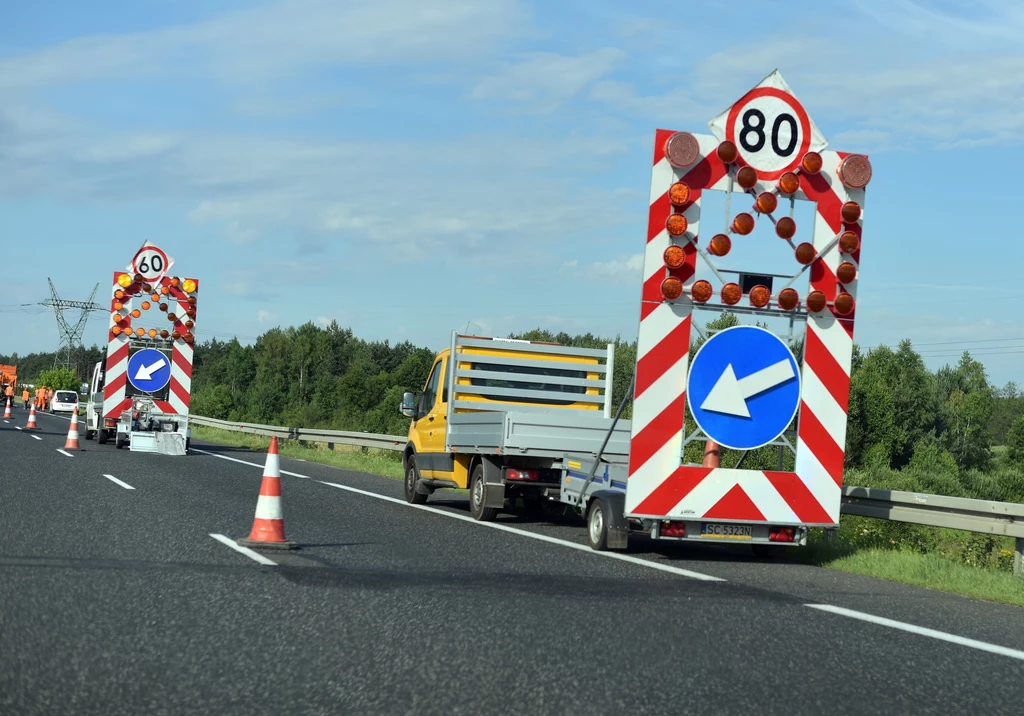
625 129 863 526
103 273 198 419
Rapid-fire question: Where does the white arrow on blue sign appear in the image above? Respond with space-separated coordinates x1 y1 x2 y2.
687 325 801 452
127 347 172 394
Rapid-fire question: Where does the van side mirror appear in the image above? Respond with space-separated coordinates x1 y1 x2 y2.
400 391 417 418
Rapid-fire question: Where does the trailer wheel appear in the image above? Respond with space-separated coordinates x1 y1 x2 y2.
85 430 95 440
404 456 428 505
115 433 125 450
469 463 497 522
587 499 609 551
98 429 108 445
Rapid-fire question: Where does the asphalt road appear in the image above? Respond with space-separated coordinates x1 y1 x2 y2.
2 408 1023 715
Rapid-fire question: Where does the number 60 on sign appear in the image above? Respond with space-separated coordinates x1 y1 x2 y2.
127 241 175 283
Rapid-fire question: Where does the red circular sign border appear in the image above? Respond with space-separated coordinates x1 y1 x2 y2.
725 87 812 181
132 245 170 281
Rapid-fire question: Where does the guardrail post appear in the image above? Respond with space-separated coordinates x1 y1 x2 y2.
1015 537 1024 579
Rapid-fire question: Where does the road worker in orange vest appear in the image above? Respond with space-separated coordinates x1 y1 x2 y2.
21 387 29 410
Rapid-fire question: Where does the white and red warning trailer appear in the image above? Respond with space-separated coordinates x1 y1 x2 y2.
85 241 199 454
561 69 870 551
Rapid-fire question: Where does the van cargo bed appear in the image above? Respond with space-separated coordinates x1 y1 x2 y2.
447 410 632 459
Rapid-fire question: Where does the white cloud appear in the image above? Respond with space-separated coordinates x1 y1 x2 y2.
0 98 631 263
256 310 277 324
0 0 529 90
471 49 627 110
562 254 643 284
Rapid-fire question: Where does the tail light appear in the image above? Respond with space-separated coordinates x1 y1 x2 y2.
660 521 686 538
769 526 796 542
506 468 539 481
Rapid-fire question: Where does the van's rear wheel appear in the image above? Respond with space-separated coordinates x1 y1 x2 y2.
469 463 497 522
404 456 428 505
587 499 609 551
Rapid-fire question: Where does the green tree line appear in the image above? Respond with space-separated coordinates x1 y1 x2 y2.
5 318 1023 467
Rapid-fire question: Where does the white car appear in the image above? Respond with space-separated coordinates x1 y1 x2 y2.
50 390 79 414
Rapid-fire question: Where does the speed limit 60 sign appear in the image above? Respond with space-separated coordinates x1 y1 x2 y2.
126 241 175 283
708 69 826 181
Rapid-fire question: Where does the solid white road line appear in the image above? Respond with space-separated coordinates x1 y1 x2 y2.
209 533 277 566
193 446 724 581
16 426 23 431
189 447 310 478
57 449 74 458
320 481 726 582
31 435 42 441
806 604 1024 662
102 473 135 490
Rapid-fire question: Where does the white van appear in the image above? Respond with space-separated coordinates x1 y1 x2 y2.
50 390 79 414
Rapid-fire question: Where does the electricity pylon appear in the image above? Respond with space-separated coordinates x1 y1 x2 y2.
39 279 105 372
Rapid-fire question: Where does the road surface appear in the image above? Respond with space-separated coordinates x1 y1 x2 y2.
2 409 1022 715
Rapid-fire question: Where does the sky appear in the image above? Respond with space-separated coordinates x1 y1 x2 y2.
1 0 1023 387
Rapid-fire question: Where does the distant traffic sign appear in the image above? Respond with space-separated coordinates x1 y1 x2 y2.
127 241 174 284
127 347 172 394
708 70 827 180
687 325 800 451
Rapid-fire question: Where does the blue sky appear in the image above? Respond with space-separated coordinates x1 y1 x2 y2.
1 0 1023 387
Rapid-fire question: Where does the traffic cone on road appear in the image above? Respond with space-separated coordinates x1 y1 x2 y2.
26 403 39 430
3 398 10 419
236 437 297 550
63 410 82 450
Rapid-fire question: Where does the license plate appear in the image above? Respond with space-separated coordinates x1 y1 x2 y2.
700 523 752 540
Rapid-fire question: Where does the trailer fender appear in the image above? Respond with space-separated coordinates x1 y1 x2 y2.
589 489 628 550
481 456 506 510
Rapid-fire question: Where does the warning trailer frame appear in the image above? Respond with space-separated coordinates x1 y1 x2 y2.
623 70 869 533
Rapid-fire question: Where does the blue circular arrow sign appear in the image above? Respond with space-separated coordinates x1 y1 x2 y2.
126 347 172 394
687 325 800 451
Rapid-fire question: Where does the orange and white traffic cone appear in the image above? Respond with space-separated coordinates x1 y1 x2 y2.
3 398 10 419
63 410 82 450
236 437 297 550
26 403 39 430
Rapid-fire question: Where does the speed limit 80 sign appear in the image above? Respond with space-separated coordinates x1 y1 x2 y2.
709 70 826 181
127 241 175 283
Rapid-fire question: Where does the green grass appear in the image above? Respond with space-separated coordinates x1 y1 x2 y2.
192 424 1024 604
190 424 406 480
798 537 1024 607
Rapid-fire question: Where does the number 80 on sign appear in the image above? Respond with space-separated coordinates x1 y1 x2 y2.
128 242 175 283
709 70 827 182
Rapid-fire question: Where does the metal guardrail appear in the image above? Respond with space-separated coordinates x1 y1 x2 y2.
188 415 406 451
189 415 1024 576
841 486 1024 539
